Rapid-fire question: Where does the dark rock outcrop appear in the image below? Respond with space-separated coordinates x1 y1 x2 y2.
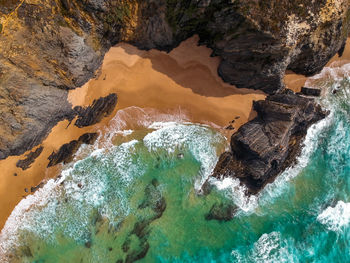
166 0 350 93
121 178 166 263
205 202 238 222
74 93 117 128
47 133 98 167
301 87 321 97
16 146 43 170
30 182 44 193
0 0 349 160
211 90 327 194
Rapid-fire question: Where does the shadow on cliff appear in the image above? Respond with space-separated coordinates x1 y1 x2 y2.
119 37 266 99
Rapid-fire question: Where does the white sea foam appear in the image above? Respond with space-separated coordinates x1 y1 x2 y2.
0 119 225 260
259 111 333 203
306 62 350 87
231 232 296 263
0 139 142 260
143 122 226 192
114 129 134 136
317 201 350 232
0 170 68 260
251 232 294 263
209 177 258 213
103 106 190 144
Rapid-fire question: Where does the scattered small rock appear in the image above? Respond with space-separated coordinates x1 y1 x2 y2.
225 124 235 130
31 182 44 193
13 173 17 176
235 116 240 120
85 241 91 248
177 153 184 159
24 188 28 193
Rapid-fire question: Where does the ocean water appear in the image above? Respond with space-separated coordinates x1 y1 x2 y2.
1 64 350 262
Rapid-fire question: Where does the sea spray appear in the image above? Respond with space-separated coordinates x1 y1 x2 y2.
317 201 350 232
0 121 227 262
1 64 350 262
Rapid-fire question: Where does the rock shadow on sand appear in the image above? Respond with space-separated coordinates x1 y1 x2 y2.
120 36 265 98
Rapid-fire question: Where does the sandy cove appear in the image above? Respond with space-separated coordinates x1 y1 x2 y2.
0 35 265 230
1 35 349 231
69 35 266 126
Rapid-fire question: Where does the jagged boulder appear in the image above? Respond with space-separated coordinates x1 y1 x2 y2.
0 0 349 159
211 90 327 194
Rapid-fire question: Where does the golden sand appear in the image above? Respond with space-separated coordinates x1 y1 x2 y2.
0 35 266 230
2 36 349 230
69 35 266 127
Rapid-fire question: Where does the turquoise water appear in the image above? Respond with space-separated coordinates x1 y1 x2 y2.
1 66 350 262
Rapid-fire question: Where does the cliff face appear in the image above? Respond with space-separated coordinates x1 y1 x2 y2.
211 90 327 195
0 0 349 161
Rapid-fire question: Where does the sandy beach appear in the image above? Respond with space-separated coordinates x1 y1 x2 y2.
69 35 266 127
1 35 349 231
0 35 265 230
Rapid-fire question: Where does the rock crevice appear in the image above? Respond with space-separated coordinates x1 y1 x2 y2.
211 90 327 194
0 0 348 162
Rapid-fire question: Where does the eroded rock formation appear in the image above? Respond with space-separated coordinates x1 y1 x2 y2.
74 93 117 128
0 0 349 164
47 132 98 167
16 146 43 170
211 90 327 194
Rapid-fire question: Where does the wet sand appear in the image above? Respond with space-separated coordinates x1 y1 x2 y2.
69 35 266 127
284 71 308 93
0 35 265 230
2 36 349 231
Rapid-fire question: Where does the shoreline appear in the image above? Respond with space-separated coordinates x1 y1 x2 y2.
0 35 265 230
1 36 349 231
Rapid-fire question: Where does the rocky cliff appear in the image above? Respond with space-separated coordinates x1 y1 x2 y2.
211 90 327 194
0 0 349 165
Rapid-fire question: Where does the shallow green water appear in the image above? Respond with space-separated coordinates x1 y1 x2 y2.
1 66 350 262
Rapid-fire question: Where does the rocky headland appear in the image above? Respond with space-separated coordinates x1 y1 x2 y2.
211 90 327 195
0 0 350 218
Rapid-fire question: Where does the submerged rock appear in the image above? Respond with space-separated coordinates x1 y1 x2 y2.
205 202 238 222
121 179 166 262
211 89 327 194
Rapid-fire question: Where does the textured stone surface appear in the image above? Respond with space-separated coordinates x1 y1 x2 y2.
16 146 43 170
211 90 327 194
47 132 98 167
301 87 322 96
74 93 117 128
0 0 349 160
